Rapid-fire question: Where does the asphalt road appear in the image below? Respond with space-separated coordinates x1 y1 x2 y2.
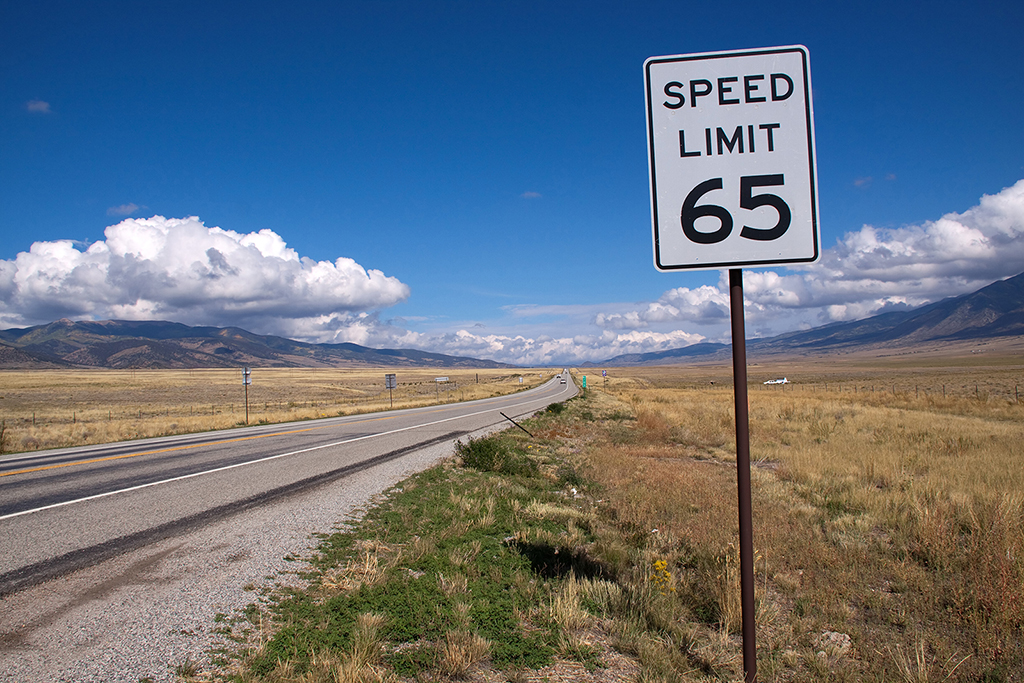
0 373 576 597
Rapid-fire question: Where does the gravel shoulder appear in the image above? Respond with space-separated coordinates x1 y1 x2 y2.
0 426 504 683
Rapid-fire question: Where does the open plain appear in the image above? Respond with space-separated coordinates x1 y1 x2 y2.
580 355 1024 680
2 352 1022 682
0 368 549 455
196 352 1023 682
0 373 572 682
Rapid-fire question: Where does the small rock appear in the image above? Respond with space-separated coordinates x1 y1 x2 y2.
813 630 852 658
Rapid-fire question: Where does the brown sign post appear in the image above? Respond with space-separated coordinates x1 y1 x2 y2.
728 268 757 675
645 46 820 681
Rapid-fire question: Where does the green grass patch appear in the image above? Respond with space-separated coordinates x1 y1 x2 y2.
222 425 609 681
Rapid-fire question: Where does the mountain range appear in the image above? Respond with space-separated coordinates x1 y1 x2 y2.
2 272 1022 369
0 319 513 369
591 270 1024 366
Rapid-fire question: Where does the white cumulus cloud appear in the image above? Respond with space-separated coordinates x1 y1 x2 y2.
594 285 729 330
594 179 1024 339
744 179 1024 319
0 216 410 334
5 179 1022 367
403 327 705 366
247 179 1024 364
269 310 707 365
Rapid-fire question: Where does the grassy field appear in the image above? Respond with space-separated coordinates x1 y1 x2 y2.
189 357 1023 683
595 363 1024 681
0 368 553 454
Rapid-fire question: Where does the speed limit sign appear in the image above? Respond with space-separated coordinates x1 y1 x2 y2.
645 46 819 271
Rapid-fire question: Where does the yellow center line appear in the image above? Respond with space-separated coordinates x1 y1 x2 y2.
0 411 416 479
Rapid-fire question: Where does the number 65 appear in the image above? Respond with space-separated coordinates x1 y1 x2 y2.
681 174 792 245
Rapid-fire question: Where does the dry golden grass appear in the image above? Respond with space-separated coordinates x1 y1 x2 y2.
0 367 553 454
181 354 1021 683
438 627 493 678
320 540 395 594
229 613 396 683
607 356 1024 409
572 358 1024 682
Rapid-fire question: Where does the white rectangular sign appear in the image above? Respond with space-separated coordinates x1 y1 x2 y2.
645 45 820 271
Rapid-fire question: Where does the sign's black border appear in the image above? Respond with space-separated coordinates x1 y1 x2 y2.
645 46 819 272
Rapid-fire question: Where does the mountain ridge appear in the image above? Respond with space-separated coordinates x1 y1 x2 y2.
591 271 1024 366
0 319 514 369
4 272 1023 370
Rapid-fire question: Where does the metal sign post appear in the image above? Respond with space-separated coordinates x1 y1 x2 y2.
385 373 397 407
242 367 251 425
729 268 756 677
645 45 819 683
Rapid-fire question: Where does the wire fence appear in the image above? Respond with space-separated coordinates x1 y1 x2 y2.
756 381 1021 403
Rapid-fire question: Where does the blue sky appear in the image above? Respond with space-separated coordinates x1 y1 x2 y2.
2 0 1022 365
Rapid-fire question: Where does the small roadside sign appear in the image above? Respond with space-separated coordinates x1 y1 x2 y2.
645 45 819 271
385 373 397 407
242 367 251 424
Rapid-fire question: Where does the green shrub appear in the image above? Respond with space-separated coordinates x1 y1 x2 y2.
556 464 583 487
455 436 505 470
455 436 538 476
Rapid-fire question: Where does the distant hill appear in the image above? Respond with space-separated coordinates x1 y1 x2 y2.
0 340 68 368
593 271 1024 366
581 342 728 367
5 272 1022 370
754 271 1024 353
0 319 514 369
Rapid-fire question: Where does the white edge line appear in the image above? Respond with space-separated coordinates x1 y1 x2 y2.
0 389 564 523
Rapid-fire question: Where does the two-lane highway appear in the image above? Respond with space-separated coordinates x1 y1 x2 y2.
0 373 576 595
